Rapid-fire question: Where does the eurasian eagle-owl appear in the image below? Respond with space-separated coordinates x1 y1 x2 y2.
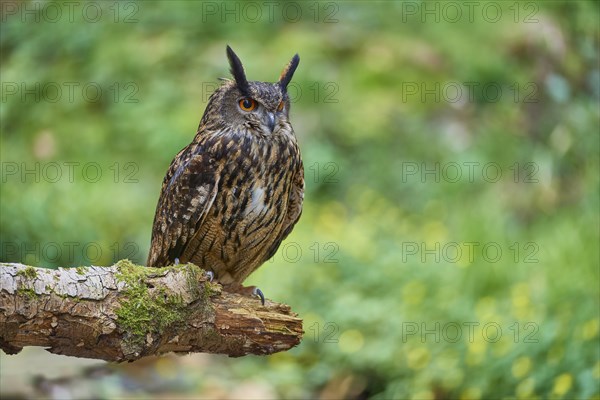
147 46 304 303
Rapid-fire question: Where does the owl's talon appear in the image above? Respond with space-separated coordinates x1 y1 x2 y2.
205 271 214 282
253 287 265 306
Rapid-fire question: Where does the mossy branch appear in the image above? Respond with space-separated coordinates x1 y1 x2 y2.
0 261 303 362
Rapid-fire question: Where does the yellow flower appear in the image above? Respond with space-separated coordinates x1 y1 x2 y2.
406 346 430 370
338 329 364 354
402 281 426 306
552 373 572 396
516 377 535 399
582 318 599 340
422 219 448 243
466 339 487 366
512 356 532 379
475 296 496 319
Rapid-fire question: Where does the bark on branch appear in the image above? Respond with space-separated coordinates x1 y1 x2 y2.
0 261 303 362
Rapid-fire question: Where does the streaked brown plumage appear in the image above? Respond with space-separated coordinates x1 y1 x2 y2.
147 46 304 293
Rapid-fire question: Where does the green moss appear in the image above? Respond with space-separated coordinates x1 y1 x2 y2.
16 266 37 279
114 260 205 347
18 287 37 300
75 266 86 275
116 259 138 271
116 259 173 278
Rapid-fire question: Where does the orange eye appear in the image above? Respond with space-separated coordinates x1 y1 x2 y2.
277 101 285 112
239 98 257 111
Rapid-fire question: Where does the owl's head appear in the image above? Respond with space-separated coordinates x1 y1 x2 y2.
207 46 299 137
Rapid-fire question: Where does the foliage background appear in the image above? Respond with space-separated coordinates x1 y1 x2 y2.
1 1 598 399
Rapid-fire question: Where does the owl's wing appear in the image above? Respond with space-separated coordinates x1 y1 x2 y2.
147 146 219 267
264 159 305 261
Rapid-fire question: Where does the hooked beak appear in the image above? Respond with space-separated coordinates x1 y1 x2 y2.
265 111 276 134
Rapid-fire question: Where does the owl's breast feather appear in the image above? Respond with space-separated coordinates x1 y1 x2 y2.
243 186 268 216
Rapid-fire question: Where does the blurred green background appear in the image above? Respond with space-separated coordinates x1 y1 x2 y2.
1 1 599 399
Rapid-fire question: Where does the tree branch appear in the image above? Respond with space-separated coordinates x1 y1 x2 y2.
0 261 303 362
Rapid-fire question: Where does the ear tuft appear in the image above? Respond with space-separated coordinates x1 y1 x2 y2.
278 54 300 90
226 45 250 96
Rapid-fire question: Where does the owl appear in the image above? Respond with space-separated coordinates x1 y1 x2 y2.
147 46 304 304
